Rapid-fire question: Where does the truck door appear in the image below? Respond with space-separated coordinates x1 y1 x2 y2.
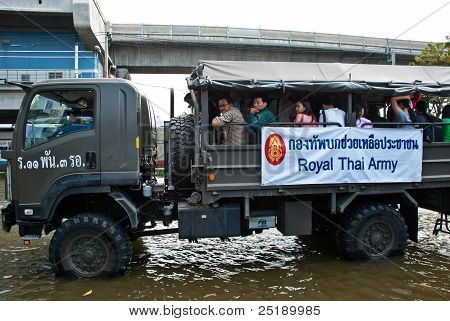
12 86 101 220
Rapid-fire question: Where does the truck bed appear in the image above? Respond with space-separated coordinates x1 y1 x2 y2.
202 142 450 203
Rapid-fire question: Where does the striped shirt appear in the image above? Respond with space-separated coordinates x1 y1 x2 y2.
214 107 246 145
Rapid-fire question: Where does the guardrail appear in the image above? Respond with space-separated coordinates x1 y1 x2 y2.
112 24 428 55
0 69 99 83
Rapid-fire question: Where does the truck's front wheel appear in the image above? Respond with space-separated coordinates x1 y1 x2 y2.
337 203 408 260
49 213 132 278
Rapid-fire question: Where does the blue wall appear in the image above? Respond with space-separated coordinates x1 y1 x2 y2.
0 32 100 77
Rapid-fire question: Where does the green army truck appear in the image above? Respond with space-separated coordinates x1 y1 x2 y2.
2 61 450 278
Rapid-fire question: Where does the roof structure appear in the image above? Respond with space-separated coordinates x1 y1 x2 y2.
189 61 450 96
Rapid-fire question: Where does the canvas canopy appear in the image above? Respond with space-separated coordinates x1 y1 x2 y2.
188 61 450 96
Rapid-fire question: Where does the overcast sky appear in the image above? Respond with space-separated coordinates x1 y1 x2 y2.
97 0 450 120
98 0 449 42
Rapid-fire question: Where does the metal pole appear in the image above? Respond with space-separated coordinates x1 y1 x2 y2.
201 89 209 153
104 21 110 78
170 88 174 119
74 43 79 78
391 51 396 65
347 93 352 126
347 73 352 126
188 78 201 172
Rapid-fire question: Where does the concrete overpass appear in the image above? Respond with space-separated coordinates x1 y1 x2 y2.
110 24 430 74
0 0 109 52
0 0 109 126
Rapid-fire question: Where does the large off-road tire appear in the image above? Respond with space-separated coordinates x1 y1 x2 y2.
170 114 195 188
49 213 132 278
337 203 408 260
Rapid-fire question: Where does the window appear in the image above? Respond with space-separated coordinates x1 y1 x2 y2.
21 74 30 82
48 72 63 79
24 90 95 149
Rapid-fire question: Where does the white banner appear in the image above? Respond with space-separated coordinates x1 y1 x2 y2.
261 127 423 186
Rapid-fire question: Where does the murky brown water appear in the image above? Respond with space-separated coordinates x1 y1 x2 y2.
0 176 449 300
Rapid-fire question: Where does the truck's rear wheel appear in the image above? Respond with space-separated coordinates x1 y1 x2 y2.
170 114 194 188
49 213 132 278
337 203 408 260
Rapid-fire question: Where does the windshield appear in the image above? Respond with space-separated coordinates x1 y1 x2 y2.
24 90 95 149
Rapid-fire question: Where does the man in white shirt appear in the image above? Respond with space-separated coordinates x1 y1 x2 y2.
318 96 346 127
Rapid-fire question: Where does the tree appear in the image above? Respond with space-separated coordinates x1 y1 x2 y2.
410 36 449 115
411 36 450 66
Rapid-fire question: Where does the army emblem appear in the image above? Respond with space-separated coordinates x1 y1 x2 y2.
264 133 286 166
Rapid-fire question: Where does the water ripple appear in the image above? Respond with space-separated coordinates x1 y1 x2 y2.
0 203 448 300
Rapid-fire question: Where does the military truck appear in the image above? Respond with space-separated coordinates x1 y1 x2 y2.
2 61 450 278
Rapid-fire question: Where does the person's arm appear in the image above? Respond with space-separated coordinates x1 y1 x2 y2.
246 113 258 133
247 113 257 124
390 95 410 115
212 111 233 127
251 110 274 128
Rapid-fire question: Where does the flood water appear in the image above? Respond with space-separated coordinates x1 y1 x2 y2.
0 176 449 301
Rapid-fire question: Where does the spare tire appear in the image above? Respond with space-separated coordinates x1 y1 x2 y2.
170 114 195 188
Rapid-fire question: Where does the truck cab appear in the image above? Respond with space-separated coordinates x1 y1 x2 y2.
2 79 159 277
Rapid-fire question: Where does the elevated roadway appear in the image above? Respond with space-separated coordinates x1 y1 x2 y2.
111 24 429 74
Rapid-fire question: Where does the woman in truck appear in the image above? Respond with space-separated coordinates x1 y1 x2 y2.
294 100 317 127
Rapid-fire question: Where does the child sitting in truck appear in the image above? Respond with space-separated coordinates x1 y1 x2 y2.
354 104 373 128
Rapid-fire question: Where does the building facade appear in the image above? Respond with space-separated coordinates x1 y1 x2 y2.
0 0 108 168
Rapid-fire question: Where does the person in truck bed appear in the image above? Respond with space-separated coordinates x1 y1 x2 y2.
318 95 346 127
212 96 246 145
390 95 416 129
246 94 276 143
354 104 373 128
415 100 443 142
442 104 450 142
294 100 317 127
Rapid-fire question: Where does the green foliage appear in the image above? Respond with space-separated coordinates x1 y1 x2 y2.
411 36 450 115
411 37 450 67
155 168 164 177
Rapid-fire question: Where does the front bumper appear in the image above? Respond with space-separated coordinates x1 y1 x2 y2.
1 201 16 232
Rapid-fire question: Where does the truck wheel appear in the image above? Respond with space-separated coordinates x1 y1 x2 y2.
170 114 194 188
49 213 132 278
337 203 408 260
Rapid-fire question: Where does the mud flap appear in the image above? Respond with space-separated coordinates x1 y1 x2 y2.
400 202 418 242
